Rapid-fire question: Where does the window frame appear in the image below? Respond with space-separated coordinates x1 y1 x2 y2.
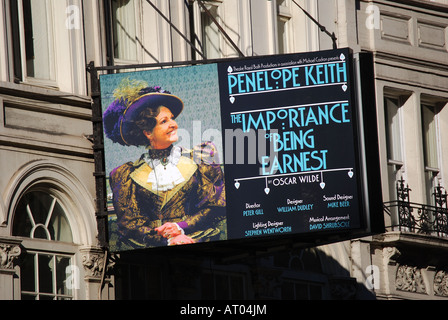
110 0 142 64
276 0 293 54
194 0 224 59
420 99 443 205
19 250 76 300
383 93 408 203
10 0 57 86
384 96 405 167
12 187 74 243
11 184 80 300
421 103 441 173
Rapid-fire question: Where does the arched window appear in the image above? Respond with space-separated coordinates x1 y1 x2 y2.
12 190 73 242
4 160 98 300
12 187 77 300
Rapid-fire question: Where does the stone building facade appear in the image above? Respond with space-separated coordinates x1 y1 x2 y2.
356 0 448 299
0 0 447 300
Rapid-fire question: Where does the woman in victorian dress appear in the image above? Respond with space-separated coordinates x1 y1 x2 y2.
103 81 226 249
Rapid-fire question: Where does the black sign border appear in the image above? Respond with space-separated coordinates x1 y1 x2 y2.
91 49 384 255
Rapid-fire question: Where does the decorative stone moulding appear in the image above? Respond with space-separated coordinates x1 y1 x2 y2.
0 239 22 272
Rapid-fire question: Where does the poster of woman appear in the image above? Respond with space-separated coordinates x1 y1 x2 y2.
100 64 227 251
100 49 375 253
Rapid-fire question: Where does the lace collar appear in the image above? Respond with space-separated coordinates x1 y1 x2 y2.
143 145 185 191
144 145 181 169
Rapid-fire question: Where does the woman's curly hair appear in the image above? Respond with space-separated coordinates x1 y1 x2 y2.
125 106 163 146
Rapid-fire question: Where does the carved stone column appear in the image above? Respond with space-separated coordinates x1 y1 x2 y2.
0 238 22 300
80 246 108 300
381 246 401 296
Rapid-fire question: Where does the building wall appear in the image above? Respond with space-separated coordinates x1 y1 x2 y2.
355 0 448 299
0 0 104 300
1 0 447 300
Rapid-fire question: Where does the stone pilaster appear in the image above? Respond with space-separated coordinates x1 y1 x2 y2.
80 246 107 300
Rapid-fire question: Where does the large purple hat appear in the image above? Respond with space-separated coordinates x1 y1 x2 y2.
103 85 183 146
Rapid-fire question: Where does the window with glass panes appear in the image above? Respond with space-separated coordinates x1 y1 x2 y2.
421 103 440 205
277 0 292 53
20 252 74 300
111 0 138 62
12 189 76 300
201 3 221 59
384 96 405 201
9 0 55 82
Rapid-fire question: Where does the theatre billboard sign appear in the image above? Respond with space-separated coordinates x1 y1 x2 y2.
99 48 383 252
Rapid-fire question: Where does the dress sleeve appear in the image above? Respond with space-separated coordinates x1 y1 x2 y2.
183 142 226 229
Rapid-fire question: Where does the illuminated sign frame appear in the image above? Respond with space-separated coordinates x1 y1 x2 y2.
97 48 383 253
